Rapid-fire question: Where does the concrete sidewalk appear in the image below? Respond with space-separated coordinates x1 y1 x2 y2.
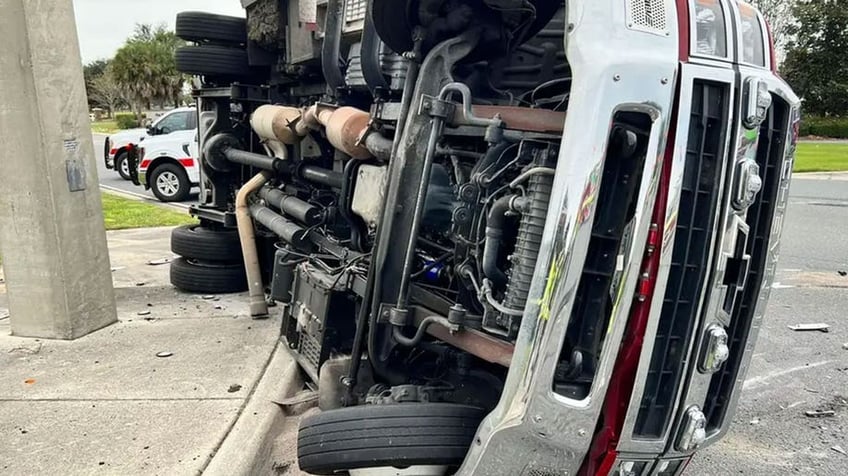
0 227 284 475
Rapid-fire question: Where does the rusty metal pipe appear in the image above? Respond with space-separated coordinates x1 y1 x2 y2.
236 171 273 317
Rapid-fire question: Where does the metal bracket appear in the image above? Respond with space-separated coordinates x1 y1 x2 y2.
419 95 456 119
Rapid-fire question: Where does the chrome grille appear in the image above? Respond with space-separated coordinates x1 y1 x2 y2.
634 81 729 438
704 95 790 429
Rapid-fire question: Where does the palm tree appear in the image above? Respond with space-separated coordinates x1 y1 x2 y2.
111 24 185 122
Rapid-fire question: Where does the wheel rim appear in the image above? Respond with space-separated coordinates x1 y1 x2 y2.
120 158 130 177
156 171 181 197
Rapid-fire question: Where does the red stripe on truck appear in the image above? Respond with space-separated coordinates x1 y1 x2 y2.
178 158 194 167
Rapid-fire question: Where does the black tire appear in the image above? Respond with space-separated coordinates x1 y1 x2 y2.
176 45 251 77
115 151 131 180
176 11 247 46
170 258 248 294
298 403 485 475
150 163 191 202
171 224 243 263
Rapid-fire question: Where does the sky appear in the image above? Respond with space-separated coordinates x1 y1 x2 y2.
72 0 245 64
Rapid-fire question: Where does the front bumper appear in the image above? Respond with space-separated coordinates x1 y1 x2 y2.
457 2 680 474
457 2 799 475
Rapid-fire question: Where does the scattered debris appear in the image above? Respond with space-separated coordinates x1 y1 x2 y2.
788 323 830 333
227 384 242 393
838 270 847 277
134 282 146 287
749 418 760 425
843 343 848 351
804 410 836 418
274 390 320 408
147 258 174 266
24 379 35 385
146 303 153 307
137 311 151 316
214 305 224 310
109 267 125 272
8 342 42 355
272 462 292 474
155 352 173 358
833 445 847 456
202 295 216 300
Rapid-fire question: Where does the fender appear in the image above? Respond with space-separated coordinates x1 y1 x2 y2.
137 130 199 189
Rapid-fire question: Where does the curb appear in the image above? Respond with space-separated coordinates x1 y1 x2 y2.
203 343 303 476
100 186 190 212
793 172 848 181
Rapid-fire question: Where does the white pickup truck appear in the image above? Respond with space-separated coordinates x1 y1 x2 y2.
136 129 200 202
104 107 197 180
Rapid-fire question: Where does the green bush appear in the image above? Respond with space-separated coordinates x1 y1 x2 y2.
800 116 848 139
115 113 140 129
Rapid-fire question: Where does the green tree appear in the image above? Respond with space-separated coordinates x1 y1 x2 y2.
781 0 848 116
83 59 110 109
111 24 185 121
88 68 127 118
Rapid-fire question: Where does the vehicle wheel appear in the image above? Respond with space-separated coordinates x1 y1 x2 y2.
176 45 252 77
150 163 191 202
171 224 243 263
298 403 485 475
116 151 131 180
170 258 248 294
176 11 247 46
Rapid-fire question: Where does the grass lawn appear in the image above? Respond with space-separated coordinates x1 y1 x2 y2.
794 142 848 173
91 120 119 134
1 193 191 265
101 192 195 231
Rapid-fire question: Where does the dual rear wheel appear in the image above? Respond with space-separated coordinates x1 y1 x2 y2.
169 224 247 294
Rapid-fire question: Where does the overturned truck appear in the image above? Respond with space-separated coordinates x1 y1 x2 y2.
168 1 800 474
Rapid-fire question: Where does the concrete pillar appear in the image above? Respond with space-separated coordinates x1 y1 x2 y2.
0 0 117 339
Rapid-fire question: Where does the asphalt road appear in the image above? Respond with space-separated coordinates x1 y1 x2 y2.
689 176 848 475
92 133 198 208
90 131 848 473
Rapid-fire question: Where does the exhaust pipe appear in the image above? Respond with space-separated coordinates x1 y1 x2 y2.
252 104 392 160
236 171 273 317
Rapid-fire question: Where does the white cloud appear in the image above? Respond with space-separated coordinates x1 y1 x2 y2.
72 0 246 63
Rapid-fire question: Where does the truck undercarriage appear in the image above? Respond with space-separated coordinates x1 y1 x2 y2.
167 1 800 474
